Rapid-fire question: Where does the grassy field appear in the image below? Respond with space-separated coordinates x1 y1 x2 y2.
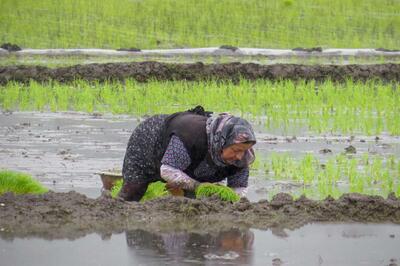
1 79 399 136
1 0 399 49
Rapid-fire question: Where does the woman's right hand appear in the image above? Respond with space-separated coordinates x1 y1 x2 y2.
166 182 185 196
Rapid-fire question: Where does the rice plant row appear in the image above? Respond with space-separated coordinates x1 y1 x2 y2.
1 79 399 136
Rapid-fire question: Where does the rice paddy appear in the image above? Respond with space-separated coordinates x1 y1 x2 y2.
1 0 399 49
1 1 400 265
1 79 399 136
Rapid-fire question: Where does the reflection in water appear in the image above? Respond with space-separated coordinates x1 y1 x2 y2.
126 228 254 265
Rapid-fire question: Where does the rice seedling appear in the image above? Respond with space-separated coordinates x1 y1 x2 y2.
110 179 122 198
195 183 240 202
111 180 170 202
0 170 48 195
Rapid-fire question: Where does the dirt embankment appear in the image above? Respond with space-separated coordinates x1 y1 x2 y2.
0 62 399 84
0 191 399 240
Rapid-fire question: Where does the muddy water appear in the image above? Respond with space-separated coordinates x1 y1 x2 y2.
0 223 399 266
1 111 399 201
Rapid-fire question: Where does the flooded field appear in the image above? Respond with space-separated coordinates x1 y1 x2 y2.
1 111 399 201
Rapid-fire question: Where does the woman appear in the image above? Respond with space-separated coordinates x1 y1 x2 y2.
119 106 256 201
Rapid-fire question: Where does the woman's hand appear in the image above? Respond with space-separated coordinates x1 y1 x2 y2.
165 182 184 196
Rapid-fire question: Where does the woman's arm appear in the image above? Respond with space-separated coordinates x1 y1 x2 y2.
160 135 199 191
160 165 199 191
227 167 249 197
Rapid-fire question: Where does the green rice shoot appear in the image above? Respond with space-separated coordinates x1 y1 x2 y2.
140 181 170 202
195 183 240 202
0 170 48 195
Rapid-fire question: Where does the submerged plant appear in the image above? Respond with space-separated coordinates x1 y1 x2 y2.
0 170 48 195
195 183 240 202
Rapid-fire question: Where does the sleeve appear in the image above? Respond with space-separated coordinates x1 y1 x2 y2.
160 135 199 191
161 135 191 170
227 167 249 197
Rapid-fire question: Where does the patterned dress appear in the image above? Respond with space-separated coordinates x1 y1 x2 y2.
122 116 249 194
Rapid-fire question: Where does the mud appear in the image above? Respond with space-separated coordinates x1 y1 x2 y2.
0 191 399 240
1 62 400 84
219 45 239 51
292 47 323 52
116 47 141 52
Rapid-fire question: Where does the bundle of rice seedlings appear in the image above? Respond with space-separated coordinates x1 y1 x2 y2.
139 181 170 202
195 183 240 202
110 179 123 198
0 170 48 195
111 179 170 202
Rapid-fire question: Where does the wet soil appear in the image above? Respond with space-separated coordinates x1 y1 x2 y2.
1 62 399 84
0 191 399 240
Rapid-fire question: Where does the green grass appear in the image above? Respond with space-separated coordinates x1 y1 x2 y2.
0 170 49 195
1 79 399 136
252 152 400 200
1 0 399 49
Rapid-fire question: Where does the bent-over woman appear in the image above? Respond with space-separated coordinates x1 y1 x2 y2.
119 106 256 201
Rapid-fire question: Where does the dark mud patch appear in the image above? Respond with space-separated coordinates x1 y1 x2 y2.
0 43 22 52
1 62 400 84
292 47 323 52
376 48 400 53
116 47 141 52
219 45 239 51
0 191 399 240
